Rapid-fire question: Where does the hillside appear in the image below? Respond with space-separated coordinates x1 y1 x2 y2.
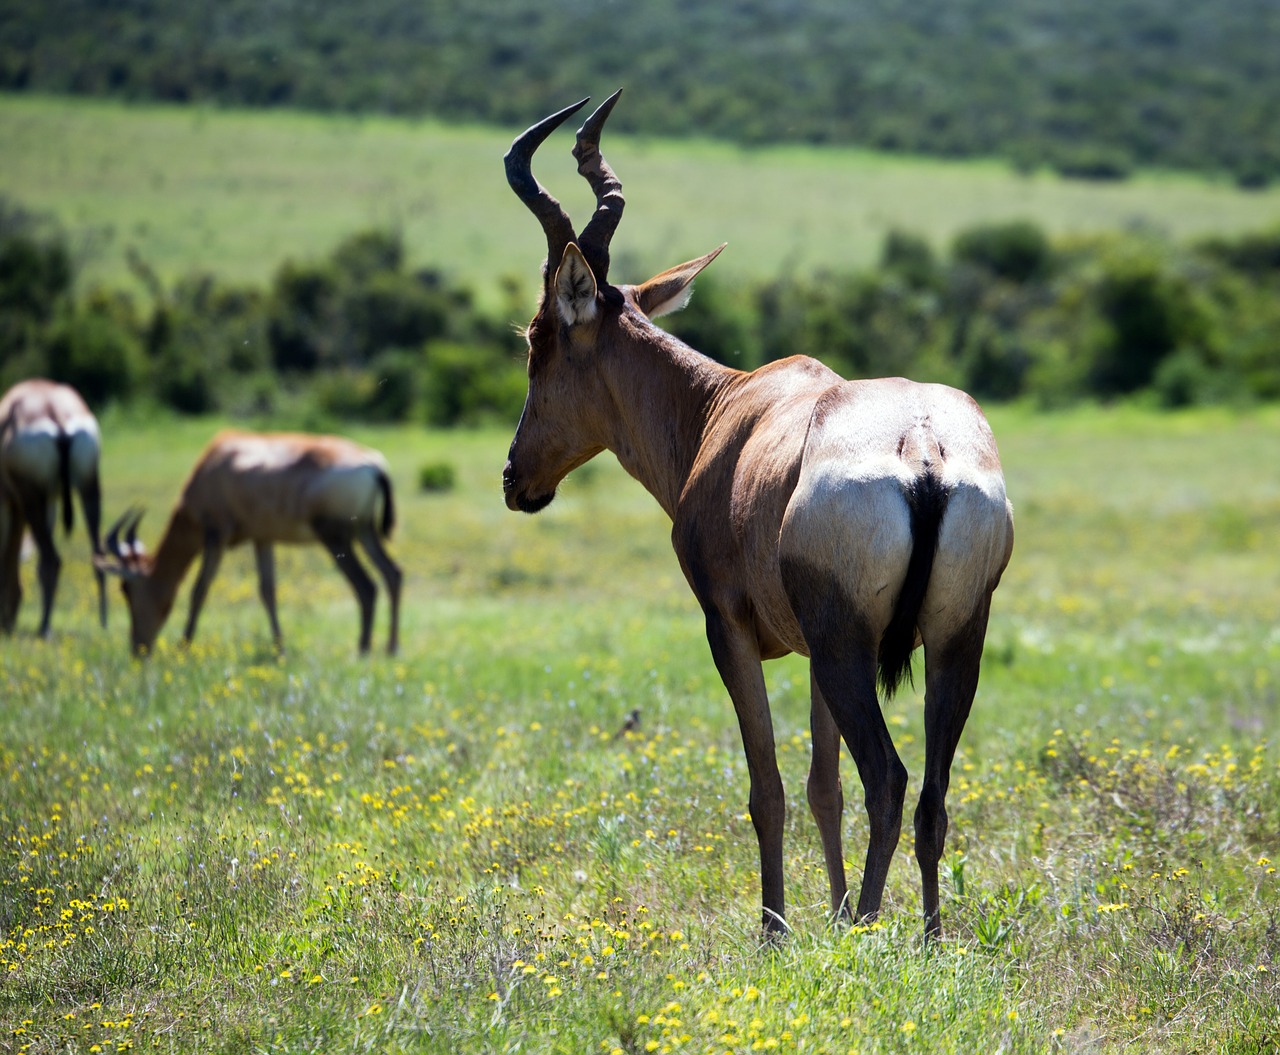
1 0 1277 183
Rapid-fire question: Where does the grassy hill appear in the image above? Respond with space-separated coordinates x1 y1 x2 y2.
2 0 1278 182
5 94 1280 307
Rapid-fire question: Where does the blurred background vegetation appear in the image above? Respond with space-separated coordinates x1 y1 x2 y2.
3 0 1277 185
1 0 1278 420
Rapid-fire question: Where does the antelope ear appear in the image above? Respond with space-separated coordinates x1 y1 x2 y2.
634 244 726 319
554 243 598 326
93 550 146 580
93 554 130 578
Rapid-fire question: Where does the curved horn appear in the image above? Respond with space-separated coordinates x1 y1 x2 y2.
573 88 625 283
123 508 144 554
106 507 144 560
505 97 591 270
106 510 130 559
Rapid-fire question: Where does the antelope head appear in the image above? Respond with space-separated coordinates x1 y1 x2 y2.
94 509 168 654
501 90 725 513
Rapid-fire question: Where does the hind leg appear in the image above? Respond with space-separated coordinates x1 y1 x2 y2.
18 491 61 638
0 501 23 633
811 644 908 923
357 524 402 655
914 598 990 937
315 519 377 655
807 680 850 922
79 472 107 628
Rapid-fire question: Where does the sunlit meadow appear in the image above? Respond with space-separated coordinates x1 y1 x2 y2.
2 404 1278 1053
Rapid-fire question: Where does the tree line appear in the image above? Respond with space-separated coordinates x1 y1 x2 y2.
1 0 1277 186
3 198 1278 424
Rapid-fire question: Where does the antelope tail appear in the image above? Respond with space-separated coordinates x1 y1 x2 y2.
377 470 396 538
877 471 949 699
55 432 75 535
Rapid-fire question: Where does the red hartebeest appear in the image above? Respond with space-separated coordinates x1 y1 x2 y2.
95 430 402 656
0 379 106 636
502 92 1014 938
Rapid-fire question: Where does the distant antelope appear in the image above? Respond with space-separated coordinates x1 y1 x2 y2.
502 92 1014 938
0 379 106 636
95 430 402 656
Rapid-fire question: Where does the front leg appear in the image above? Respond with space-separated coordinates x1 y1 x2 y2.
183 528 225 644
254 541 284 651
704 604 787 936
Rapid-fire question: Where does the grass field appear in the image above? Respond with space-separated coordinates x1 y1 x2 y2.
5 94 1280 311
1 404 1278 1053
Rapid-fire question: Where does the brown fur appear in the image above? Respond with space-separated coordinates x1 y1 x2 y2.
96 430 402 657
504 95 1014 937
0 379 105 636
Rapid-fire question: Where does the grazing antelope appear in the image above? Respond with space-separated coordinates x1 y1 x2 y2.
95 430 402 657
0 379 106 636
502 92 1014 938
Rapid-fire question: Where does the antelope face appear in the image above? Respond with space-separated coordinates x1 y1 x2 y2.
117 577 172 656
502 93 627 514
503 246 611 514
96 509 169 656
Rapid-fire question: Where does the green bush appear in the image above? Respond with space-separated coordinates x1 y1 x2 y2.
45 295 145 405
267 260 341 372
952 221 1053 284
0 223 71 320
417 461 457 493
881 229 942 292
1086 250 1205 396
422 340 525 427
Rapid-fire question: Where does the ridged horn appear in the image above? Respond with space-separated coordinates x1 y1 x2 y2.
505 97 591 271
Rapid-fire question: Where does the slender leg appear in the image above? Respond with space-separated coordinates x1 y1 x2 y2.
357 524 402 655
183 531 225 644
79 472 107 628
704 607 787 936
314 520 377 654
915 600 990 937
811 645 908 924
253 542 284 651
807 679 850 923
0 501 23 634
19 492 61 638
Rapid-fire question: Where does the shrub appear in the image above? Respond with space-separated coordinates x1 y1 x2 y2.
663 273 757 368
341 271 448 365
363 348 423 422
881 229 941 291
45 295 145 405
417 462 457 493
422 341 525 427
0 230 71 320
267 260 341 372
1086 251 1205 396
952 221 1052 284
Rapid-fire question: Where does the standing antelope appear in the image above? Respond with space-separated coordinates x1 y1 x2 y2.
0 379 106 636
95 430 402 656
502 92 1014 938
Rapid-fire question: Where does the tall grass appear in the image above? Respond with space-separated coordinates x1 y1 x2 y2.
1 405 1277 1052
5 94 1280 311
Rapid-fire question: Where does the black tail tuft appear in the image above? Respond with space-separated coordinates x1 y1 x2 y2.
877 472 949 699
55 433 74 535
377 470 396 538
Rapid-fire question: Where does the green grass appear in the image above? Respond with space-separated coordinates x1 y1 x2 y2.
1 404 1278 1053
5 93 1280 312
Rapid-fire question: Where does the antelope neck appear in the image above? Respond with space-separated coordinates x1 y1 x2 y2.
600 322 742 520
